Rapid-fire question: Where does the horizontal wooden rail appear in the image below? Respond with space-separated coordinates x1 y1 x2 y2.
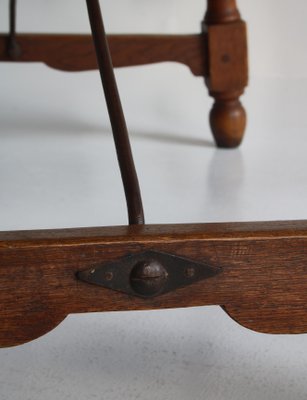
0 220 306 347
0 33 207 76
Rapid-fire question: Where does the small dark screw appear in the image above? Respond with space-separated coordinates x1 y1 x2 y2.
185 267 195 278
105 271 113 281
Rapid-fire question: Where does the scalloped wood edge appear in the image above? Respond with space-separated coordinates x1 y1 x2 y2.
0 220 306 347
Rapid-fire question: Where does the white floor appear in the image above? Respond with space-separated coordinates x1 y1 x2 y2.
0 62 306 399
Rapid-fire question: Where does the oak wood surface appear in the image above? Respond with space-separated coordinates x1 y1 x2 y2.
0 0 249 152
0 33 207 76
204 0 248 148
0 0 248 150
0 221 306 347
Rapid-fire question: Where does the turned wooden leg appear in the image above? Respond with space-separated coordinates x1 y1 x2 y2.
203 0 248 148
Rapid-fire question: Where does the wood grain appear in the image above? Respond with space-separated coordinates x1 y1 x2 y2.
204 0 248 148
0 221 306 347
0 33 207 76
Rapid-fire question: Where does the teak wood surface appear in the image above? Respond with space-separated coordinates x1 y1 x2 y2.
0 221 306 348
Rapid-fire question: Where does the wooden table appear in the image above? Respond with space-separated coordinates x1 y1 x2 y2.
0 0 306 349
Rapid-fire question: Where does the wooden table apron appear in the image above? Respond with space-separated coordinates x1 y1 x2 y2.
0 0 306 349
0 221 306 348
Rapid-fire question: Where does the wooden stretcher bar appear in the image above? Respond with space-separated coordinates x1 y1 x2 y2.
0 220 306 347
0 33 207 76
1 1 305 352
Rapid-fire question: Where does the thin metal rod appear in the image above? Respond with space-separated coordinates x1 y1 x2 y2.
9 0 16 35
85 0 145 225
8 0 21 59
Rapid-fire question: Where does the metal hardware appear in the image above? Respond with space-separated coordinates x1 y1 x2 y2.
130 259 168 297
8 0 21 59
77 251 221 298
86 0 144 225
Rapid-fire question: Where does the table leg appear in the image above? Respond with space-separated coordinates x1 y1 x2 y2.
204 0 248 148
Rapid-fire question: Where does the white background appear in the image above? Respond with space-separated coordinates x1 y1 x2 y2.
0 1 307 399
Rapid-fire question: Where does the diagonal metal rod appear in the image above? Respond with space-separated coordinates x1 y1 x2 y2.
8 0 21 59
9 0 16 35
85 0 144 225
